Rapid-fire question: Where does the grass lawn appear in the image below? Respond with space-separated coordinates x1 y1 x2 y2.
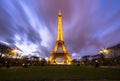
0 65 120 81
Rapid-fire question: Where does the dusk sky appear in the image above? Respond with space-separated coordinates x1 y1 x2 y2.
0 0 120 59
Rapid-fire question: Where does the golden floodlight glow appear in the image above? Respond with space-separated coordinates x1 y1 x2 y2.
49 10 72 64
100 48 110 54
11 48 18 56
103 49 109 54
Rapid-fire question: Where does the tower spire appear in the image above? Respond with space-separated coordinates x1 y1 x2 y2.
57 10 63 41
58 9 62 15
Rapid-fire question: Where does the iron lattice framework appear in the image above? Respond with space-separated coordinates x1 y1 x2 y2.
49 10 72 64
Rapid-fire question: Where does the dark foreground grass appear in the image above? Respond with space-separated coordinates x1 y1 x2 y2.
0 66 120 81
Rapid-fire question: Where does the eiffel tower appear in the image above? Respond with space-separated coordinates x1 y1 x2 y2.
49 10 72 64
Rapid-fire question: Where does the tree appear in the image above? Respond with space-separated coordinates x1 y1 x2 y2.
0 44 12 58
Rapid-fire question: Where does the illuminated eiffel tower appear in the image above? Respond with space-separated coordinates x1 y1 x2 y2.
49 10 72 64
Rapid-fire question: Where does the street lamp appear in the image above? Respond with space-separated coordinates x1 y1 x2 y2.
12 48 19 66
99 48 110 64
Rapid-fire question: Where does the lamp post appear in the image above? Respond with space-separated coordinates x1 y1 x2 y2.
12 48 19 66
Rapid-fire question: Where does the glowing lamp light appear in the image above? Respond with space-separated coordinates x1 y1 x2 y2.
12 49 18 53
95 60 98 62
11 48 18 56
39 57 42 61
100 48 110 54
68 62 71 65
